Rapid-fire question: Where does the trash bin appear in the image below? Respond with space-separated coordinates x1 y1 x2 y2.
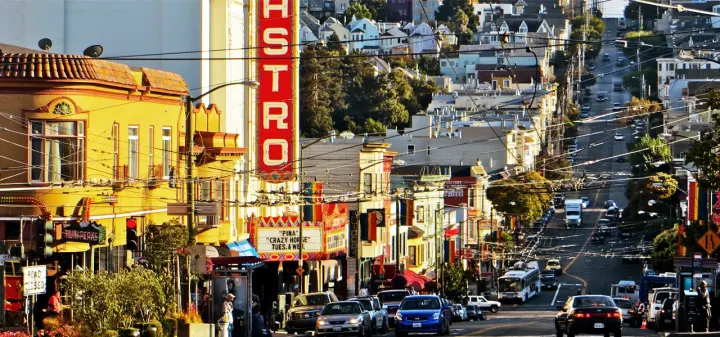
217 322 231 337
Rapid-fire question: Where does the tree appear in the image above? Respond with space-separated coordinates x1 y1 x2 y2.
580 72 597 88
411 78 440 113
643 172 678 200
568 15 605 59
621 31 666 64
145 223 189 270
624 2 659 30
453 9 469 34
483 231 515 247
442 264 468 301
622 96 662 122
628 135 672 173
687 113 720 190
360 0 389 21
344 2 372 20
622 68 657 99
535 155 572 180
486 171 553 221
436 0 478 32
651 227 677 272
300 45 343 137
326 33 346 55
418 56 441 76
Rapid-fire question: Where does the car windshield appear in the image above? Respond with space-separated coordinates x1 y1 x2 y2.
581 198 589 201
548 261 560 267
573 297 614 307
321 303 361 315
400 298 440 310
293 294 330 307
614 299 632 309
655 292 672 304
567 211 580 216
498 277 522 292
378 291 409 303
349 298 372 311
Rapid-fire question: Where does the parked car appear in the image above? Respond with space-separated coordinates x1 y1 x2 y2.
467 295 501 313
612 297 635 326
315 301 372 337
452 304 468 322
658 297 678 331
604 200 616 208
394 295 451 337
287 292 339 334
378 289 411 327
614 133 624 141
555 295 622 337
587 63 596 71
465 305 486 321
348 296 389 333
582 103 591 112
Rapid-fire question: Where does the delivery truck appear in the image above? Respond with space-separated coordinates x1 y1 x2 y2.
565 199 583 228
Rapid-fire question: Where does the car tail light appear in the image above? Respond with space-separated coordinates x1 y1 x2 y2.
574 313 590 318
607 312 621 318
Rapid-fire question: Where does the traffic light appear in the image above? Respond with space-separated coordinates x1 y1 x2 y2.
126 218 139 251
35 218 54 257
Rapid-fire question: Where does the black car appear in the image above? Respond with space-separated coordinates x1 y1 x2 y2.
555 295 622 337
590 233 605 244
465 305 486 321
541 270 558 289
658 297 677 331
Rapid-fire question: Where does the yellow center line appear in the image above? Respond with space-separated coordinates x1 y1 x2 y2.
457 321 541 337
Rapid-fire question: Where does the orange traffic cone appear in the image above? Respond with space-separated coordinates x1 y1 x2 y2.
640 319 647 330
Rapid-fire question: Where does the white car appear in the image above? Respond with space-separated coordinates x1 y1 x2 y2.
580 197 590 208
614 133 624 141
467 295 501 313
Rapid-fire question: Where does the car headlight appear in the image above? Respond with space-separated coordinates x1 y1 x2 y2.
395 312 403 321
349 316 362 324
432 313 441 319
317 319 328 326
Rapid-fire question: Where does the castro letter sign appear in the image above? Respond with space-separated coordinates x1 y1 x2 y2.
258 0 297 181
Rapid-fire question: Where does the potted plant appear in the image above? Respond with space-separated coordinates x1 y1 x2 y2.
118 314 140 337
176 309 215 337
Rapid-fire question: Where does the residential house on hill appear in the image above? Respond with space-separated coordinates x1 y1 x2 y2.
380 27 409 55
412 0 442 23
349 17 381 54
389 0 413 22
409 22 440 57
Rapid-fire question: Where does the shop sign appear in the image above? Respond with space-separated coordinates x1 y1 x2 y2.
349 210 359 258
325 231 347 252
257 0 297 182
256 228 322 253
62 221 105 244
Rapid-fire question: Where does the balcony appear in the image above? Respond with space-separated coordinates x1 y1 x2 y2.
147 164 163 189
112 165 129 191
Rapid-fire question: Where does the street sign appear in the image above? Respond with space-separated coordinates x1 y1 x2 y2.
698 230 720 255
22 265 47 296
695 252 702 261
296 267 305 275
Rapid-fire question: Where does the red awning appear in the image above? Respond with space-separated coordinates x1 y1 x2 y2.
444 226 460 238
404 269 428 291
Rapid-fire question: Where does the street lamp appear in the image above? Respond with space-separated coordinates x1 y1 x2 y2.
184 80 259 235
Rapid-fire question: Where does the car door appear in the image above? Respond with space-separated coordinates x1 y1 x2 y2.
556 298 572 330
372 298 383 327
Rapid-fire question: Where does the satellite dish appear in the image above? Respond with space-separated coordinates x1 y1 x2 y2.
38 38 53 51
83 45 104 58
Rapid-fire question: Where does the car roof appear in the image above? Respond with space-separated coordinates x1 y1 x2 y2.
403 295 439 300
548 259 560 262
378 289 409 293
332 301 363 306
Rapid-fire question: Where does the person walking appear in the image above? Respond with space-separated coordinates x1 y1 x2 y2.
251 295 268 337
698 281 712 332
222 293 236 332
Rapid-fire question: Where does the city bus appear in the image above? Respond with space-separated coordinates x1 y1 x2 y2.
497 261 541 303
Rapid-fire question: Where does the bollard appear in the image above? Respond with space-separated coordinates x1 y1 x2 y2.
217 322 231 337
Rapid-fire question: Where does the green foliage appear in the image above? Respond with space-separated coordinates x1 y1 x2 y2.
486 171 553 221
358 0 389 20
622 96 662 123
580 72 596 88
622 68 657 99
344 2 372 19
644 172 678 200
706 88 720 110
418 56 441 76
483 231 515 246
628 135 671 172
621 31 666 66
436 0 478 33
535 155 572 180
652 227 678 272
299 45 344 137
687 113 720 189
64 270 123 334
453 9 470 33
568 15 605 59
442 264 468 301
145 222 189 270
625 2 659 28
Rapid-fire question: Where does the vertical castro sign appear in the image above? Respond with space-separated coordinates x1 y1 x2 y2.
258 0 297 182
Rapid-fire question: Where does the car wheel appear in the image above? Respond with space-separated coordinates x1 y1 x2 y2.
396 332 408 337
437 323 444 336
490 305 499 313
567 329 575 337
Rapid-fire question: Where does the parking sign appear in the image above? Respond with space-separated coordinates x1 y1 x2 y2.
23 265 47 296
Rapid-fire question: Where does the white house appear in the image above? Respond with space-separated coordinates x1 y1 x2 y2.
440 44 547 81
318 18 351 52
436 25 457 46
380 27 409 54
412 0 442 23
348 17 381 54
409 22 440 57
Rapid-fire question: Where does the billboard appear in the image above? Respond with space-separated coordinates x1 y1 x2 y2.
257 0 297 182
444 177 476 206
252 216 324 260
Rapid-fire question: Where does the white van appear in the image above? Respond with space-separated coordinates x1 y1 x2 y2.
647 287 677 328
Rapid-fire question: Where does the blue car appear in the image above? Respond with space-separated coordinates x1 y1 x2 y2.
395 295 450 337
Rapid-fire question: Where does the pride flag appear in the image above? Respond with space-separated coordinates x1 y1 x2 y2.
302 182 323 222
678 224 687 257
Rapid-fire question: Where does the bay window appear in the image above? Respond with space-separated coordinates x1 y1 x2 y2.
30 120 85 183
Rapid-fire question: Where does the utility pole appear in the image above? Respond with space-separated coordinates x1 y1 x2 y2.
396 196 402 274
184 97 195 239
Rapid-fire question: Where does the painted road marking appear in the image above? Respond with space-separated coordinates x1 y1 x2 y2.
551 283 562 305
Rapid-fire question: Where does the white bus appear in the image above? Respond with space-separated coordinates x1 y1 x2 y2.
498 261 541 303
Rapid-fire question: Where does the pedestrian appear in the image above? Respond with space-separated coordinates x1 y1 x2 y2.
222 293 236 331
252 295 270 337
698 281 712 332
43 290 63 326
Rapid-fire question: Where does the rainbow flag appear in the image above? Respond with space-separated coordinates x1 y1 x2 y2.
302 182 323 221
399 199 414 226
510 217 516 231
678 224 687 257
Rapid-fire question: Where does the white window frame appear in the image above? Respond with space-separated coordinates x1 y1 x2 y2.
29 120 85 183
162 127 172 178
128 126 139 179
148 126 154 170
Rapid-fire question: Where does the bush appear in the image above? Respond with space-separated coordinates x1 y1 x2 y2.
172 310 203 325
0 332 31 337
42 315 64 331
47 325 82 337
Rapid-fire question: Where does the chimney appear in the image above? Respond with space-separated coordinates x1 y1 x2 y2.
330 130 337 143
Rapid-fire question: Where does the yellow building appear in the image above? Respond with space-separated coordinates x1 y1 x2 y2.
0 46 242 272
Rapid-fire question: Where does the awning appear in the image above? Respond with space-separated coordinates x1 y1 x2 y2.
444 226 460 238
226 240 260 257
404 269 428 291
408 226 425 239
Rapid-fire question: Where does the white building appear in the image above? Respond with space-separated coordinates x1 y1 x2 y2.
412 0 442 23
409 22 440 57
349 17 381 53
